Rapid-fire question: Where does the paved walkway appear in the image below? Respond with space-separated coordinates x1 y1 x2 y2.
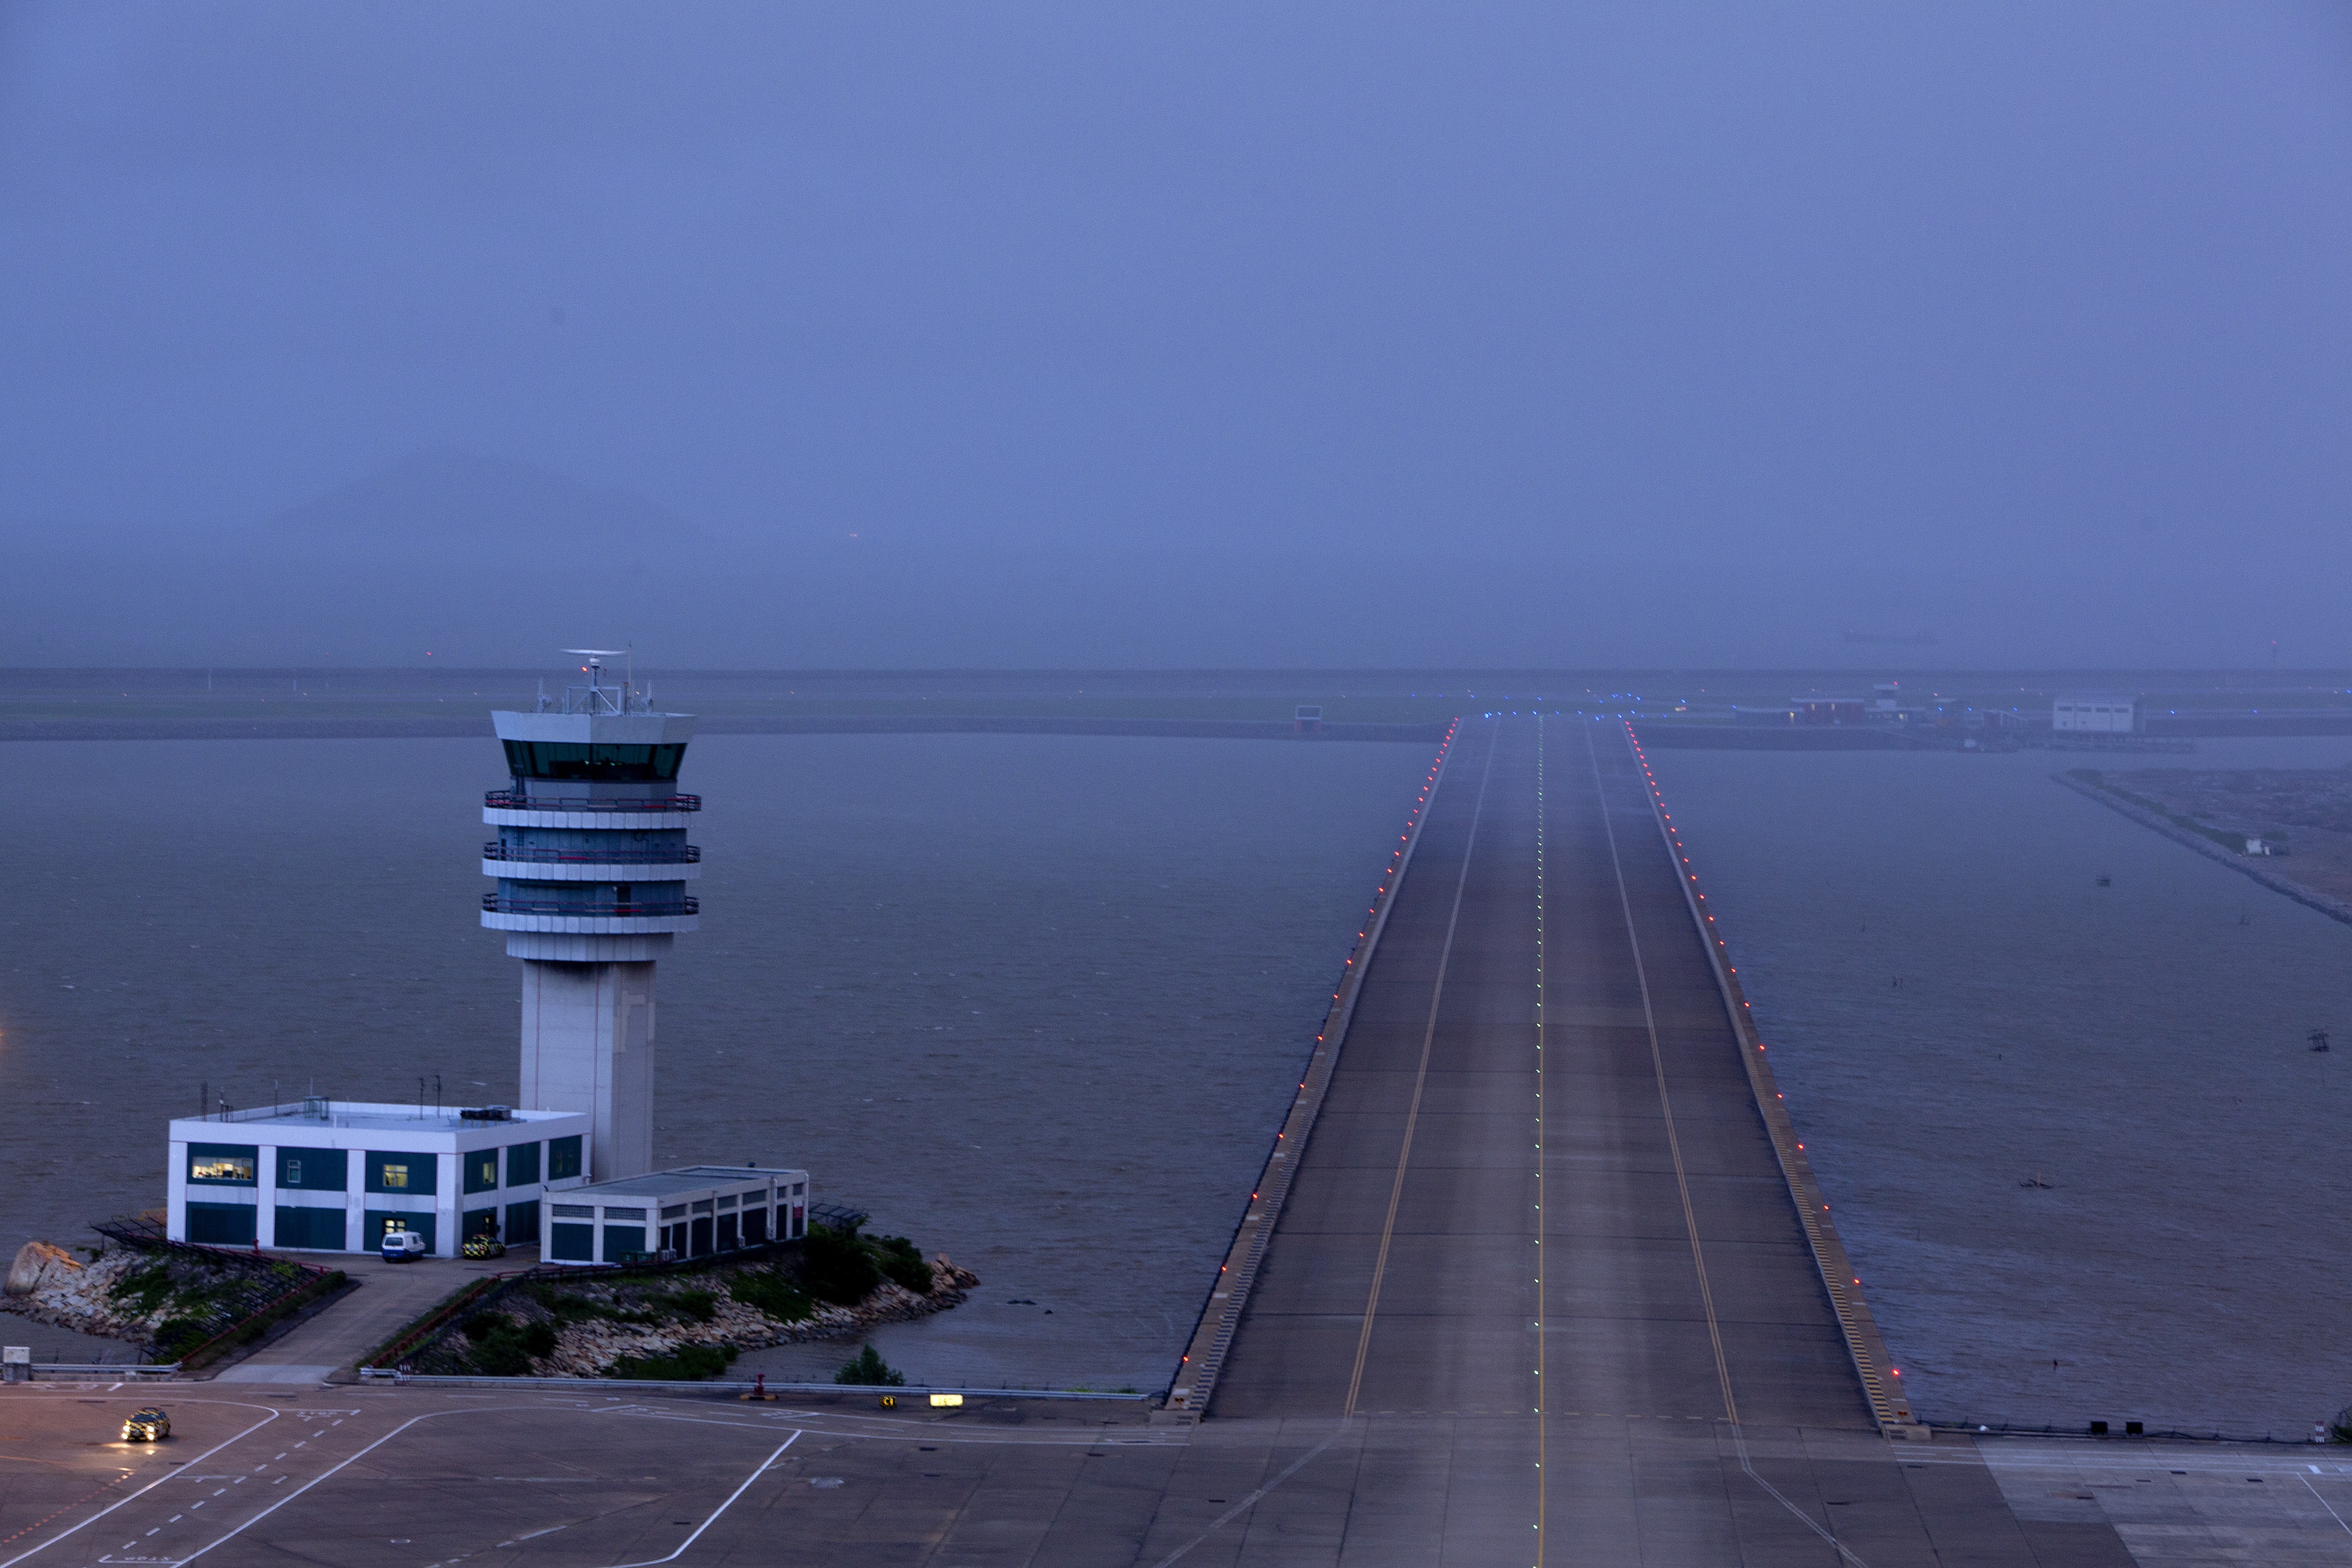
208 1246 529 1385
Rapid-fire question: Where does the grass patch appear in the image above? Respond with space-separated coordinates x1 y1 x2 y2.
727 1269 813 1323
610 1344 736 1380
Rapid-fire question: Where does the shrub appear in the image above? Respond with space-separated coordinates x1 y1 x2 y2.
662 1288 719 1323
611 1344 735 1380
467 1318 559 1376
729 1269 813 1324
800 1227 882 1306
111 1263 175 1316
834 1345 904 1386
870 1236 932 1295
152 1316 211 1357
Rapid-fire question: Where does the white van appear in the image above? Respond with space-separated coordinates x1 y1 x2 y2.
380 1229 429 1262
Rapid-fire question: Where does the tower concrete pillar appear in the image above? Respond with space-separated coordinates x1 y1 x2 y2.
480 654 699 1184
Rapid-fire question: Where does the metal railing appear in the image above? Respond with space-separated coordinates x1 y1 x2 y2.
485 790 700 813
483 842 699 864
482 895 698 918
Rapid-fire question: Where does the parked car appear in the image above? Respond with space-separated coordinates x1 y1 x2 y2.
122 1407 170 1442
381 1229 429 1262
460 1236 506 1260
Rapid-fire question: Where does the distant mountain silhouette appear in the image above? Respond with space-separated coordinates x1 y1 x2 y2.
266 446 691 541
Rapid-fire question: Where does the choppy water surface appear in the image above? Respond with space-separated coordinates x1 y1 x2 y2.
1647 737 2352 1437
0 734 1433 1385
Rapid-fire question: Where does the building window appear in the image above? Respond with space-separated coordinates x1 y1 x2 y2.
273 1206 346 1251
464 1208 501 1240
603 1225 647 1262
276 1148 346 1191
547 1136 583 1180
366 1212 437 1253
741 1207 769 1245
186 1201 256 1245
505 1199 540 1245
366 1152 437 1196
505 1142 541 1188
549 1222 594 1262
463 1149 499 1195
188 1144 258 1186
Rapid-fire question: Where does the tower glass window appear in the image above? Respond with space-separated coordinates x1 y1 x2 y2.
547 1136 583 1179
463 1149 500 1194
501 742 686 781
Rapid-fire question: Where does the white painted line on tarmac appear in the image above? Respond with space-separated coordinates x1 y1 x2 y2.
604 1433 799 1568
0 1404 283 1568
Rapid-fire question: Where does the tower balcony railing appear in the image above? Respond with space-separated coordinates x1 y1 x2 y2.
482 842 701 865
482 895 700 918
485 789 701 813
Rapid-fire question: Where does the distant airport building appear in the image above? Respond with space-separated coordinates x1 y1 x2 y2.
484 653 700 1182
1294 705 1324 735
1797 697 1865 726
542 1165 811 1266
1733 705 1798 726
168 1100 590 1257
2053 696 2140 734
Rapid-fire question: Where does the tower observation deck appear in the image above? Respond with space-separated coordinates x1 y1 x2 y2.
483 653 697 1182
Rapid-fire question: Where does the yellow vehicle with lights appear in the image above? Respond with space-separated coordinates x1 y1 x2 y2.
122 1407 170 1442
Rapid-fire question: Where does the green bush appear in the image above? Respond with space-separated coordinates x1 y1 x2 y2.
661 1288 719 1323
871 1236 932 1295
801 1227 883 1306
152 1316 211 1357
611 1344 735 1380
834 1345 904 1386
728 1269 813 1323
455 1311 559 1375
111 1263 175 1316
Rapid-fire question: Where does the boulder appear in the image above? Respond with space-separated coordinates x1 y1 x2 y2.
5 1241 81 1297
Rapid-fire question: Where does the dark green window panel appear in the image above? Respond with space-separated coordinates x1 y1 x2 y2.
505 1199 540 1245
547 1136 583 1180
505 1142 541 1188
188 1144 258 1186
548 1223 594 1262
365 1152 437 1196
463 1207 501 1240
276 1148 346 1192
186 1201 256 1245
273 1206 346 1251
603 1225 647 1262
366 1211 436 1253
463 1149 499 1195
741 1208 769 1245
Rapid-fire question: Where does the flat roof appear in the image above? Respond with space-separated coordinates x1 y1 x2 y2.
172 1101 581 1136
565 1165 807 1201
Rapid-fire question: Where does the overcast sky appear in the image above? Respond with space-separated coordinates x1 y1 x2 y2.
2 4 2347 668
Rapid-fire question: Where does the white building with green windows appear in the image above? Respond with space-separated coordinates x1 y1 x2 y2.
168 1100 592 1258
541 1165 810 1267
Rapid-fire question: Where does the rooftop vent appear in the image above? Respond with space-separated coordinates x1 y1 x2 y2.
459 1105 514 1122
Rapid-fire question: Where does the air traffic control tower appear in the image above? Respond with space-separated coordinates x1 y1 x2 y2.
481 653 699 1182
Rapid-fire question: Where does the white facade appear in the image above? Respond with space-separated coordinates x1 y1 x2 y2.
542 1166 812 1267
484 672 700 1183
2053 696 2138 733
168 1101 590 1259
